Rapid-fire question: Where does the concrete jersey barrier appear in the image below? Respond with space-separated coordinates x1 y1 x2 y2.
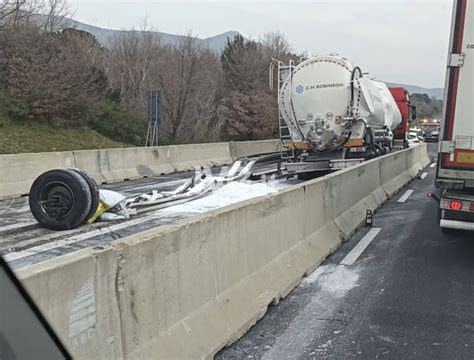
18 144 430 359
0 140 279 199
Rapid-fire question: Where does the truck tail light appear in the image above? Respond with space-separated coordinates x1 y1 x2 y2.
450 200 463 211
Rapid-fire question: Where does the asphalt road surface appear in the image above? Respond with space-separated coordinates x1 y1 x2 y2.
217 143 474 360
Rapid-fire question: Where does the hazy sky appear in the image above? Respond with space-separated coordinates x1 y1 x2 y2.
68 0 454 88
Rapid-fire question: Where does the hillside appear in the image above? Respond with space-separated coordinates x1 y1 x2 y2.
0 122 130 154
36 16 241 52
409 93 443 121
384 82 444 99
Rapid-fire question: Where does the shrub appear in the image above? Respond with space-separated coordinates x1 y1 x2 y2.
89 100 149 146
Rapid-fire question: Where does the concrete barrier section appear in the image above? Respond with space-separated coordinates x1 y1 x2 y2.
0 151 75 199
0 140 278 199
229 140 281 159
72 143 233 185
328 156 386 238
19 248 123 359
18 144 429 359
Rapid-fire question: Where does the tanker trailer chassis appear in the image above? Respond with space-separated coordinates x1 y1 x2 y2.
281 126 392 176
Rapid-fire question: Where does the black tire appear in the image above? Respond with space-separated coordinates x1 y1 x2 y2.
29 169 93 230
68 168 100 223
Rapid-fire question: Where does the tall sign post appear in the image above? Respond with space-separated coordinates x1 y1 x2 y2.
145 90 162 147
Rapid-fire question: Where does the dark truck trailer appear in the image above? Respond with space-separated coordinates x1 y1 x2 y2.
436 0 474 231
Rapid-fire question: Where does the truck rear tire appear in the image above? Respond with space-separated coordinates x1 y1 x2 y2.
29 169 93 230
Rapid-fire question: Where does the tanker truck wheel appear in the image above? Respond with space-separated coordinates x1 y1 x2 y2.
29 169 93 230
68 168 100 224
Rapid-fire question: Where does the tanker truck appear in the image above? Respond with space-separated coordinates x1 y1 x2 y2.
270 55 416 174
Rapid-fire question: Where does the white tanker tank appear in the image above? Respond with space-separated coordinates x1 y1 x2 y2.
272 55 402 162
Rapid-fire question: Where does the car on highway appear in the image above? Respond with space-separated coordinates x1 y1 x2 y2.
407 131 422 147
421 129 439 142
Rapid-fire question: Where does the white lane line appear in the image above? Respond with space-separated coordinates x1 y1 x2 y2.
0 221 37 233
420 172 429 179
341 228 382 266
4 215 161 262
398 189 414 203
430 162 437 168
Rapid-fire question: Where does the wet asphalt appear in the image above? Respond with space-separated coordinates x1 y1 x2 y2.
217 143 474 360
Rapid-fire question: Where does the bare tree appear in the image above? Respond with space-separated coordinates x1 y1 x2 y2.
105 24 161 114
105 27 224 144
0 0 70 31
154 35 224 143
0 0 37 29
41 0 69 32
260 31 292 59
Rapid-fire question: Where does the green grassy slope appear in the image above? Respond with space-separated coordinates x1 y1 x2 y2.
0 122 132 154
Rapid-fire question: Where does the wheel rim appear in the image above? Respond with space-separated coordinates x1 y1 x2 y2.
39 181 75 220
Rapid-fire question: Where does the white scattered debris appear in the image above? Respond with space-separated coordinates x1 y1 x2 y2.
159 181 279 215
301 264 359 298
319 265 359 298
301 265 328 285
92 160 291 223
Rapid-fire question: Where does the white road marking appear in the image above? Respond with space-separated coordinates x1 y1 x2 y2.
420 172 429 179
0 221 37 234
341 228 381 266
398 189 414 203
4 215 161 262
430 162 437 168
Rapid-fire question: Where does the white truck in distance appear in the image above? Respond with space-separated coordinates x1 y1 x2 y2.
435 0 474 231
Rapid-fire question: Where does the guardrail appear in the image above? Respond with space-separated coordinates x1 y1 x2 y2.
17 144 429 359
0 140 280 199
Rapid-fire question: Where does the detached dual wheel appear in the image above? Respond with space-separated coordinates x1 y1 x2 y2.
29 169 100 230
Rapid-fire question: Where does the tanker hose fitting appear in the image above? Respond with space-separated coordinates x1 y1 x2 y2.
350 66 364 115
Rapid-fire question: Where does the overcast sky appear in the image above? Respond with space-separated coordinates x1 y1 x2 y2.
68 0 454 88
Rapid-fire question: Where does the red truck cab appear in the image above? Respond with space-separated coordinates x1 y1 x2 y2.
388 87 416 148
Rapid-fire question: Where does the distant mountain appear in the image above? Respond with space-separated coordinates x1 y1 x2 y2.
384 82 444 99
36 16 241 52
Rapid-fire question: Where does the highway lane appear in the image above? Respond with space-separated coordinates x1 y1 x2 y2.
0 160 295 271
217 143 474 359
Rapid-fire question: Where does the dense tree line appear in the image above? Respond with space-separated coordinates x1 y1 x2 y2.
0 0 295 146
409 93 443 121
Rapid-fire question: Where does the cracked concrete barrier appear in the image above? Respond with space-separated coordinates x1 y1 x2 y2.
0 140 279 198
16 144 429 359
